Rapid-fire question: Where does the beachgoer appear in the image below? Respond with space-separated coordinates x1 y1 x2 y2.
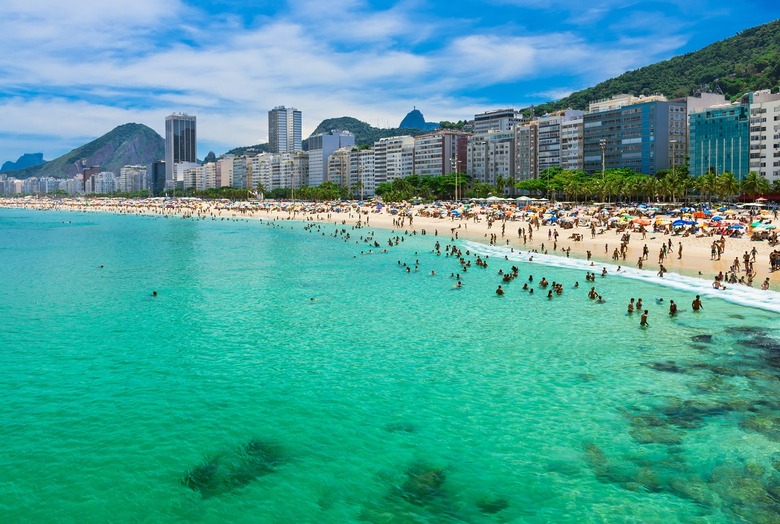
669 300 678 316
691 295 703 311
496 285 504 296
640 310 649 327
627 298 635 313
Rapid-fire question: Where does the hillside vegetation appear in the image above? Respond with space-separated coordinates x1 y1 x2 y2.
527 19 780 116
310 117 429 147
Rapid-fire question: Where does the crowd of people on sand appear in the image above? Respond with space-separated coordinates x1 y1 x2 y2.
1 195 779 296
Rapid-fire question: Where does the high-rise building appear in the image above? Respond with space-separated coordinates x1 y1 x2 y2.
349 148 375 198
689 98 750 179
473 109 523 134
515 122 538 181
268 106 302 154
748 90 780 182
306 130 355 186
374 136 415 185
467 130 515 192
149 161 166 195
165 113 197 188
413 130 470 177
583 98 686 175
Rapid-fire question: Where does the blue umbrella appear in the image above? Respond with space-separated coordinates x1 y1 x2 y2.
711 216 723 221
672 219 687 227
703 209 712 215
728 224 744 230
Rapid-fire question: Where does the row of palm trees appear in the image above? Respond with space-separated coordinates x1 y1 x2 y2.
511 167 775 203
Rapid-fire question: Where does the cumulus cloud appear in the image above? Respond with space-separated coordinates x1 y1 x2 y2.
0 0 761 162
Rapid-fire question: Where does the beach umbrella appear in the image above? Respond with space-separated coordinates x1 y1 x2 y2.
728 224 744 230
711 216 723 221
766 224 777 229
672 219 688 227
750 221 763 227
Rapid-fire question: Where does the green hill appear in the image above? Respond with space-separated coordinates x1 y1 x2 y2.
528 18 780 116
310 117 429 147
7 123 164 179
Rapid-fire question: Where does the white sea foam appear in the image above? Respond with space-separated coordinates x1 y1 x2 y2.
464 241 780 314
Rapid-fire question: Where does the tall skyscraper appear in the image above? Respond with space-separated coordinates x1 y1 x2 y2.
165 113 197 189
268 106 302 153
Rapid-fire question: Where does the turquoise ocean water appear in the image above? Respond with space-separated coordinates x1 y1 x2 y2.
0 207 778 523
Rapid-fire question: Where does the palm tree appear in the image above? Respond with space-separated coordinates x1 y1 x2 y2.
740 171 771 200
716 171 739 202
642 176 658 203
696 170 718 203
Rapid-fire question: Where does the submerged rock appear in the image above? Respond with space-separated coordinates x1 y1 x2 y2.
740 415 780 442
691 334 714 344
476 494 509 514
644 361 687 374
400 465 447 505
384 422 416 433
182 438 286 499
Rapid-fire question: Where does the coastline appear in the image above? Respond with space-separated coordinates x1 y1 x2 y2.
2 196 779 302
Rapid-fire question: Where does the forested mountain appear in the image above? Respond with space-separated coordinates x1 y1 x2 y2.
527 19 780 116
309 117 429 147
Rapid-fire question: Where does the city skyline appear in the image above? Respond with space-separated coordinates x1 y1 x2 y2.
0 1 778 165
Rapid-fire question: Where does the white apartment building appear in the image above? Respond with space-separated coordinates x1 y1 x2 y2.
560 115 584 171
473 109 523 134
118 165 148 193
749 89 780 182
349 148 375 198
467 130 515 191
374 136 415 185
216 155 235 188
327 147 351 187
413 130 470 177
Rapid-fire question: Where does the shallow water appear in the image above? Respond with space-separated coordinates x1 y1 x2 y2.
0 208 778 523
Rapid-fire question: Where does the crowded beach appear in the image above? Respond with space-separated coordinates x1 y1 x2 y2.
1 195 778 296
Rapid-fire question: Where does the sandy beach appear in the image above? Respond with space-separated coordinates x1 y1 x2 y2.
2 196 779 293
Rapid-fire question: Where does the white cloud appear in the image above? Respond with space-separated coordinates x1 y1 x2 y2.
0 0 756 163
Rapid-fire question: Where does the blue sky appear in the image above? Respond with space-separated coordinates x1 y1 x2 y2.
0 0 778 165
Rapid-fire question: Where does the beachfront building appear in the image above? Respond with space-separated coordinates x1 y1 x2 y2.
748 89 780 183
327 147 352 187
349 148 375 198
536 110 585 173
515 122 538 181
560 114 585 170
232 156 249 189
215 155 234 188
164 113 197 190
251 154 271 191
688 97 750 179
467 130 515 193
583 96 686 175
306 130 355 187
118 165 148 193
268 106 302 154
181 163 217 191
413 130 470 177
373 136 415 185
87 171 119 194
472 109 523 134
149 161 166 195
